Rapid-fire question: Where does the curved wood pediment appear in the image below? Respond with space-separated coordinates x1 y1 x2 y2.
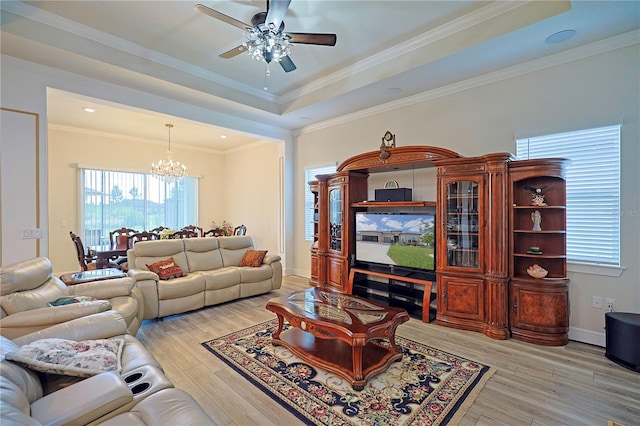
337 146 462 173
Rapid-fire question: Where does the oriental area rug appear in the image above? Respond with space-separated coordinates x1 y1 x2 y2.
201 319 495 426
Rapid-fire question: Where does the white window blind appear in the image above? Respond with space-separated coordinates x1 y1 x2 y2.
81 168 198 246
516 125 621 266
304 165 336 241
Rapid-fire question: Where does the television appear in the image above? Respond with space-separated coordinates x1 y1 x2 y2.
354 212 436 272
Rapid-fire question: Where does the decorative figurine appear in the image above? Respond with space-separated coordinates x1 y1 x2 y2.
531 210 542 231
379 131 396 162
524 185 549 206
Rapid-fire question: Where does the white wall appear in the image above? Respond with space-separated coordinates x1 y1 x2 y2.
1 56 287 274
293 45 640 345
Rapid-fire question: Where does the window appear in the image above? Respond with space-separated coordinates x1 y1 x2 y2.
516 125 621 266
304 165 336 241
81 168 198 246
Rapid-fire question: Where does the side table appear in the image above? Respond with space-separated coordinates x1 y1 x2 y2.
60 268 126 285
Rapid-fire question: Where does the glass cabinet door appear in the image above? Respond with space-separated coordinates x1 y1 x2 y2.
445 180 480 269
329 187 342 252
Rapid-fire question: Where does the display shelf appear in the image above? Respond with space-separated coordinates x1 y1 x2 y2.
352 201 436 208
509 159 570 346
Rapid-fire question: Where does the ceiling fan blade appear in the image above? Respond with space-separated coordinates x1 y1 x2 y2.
288 33 337 46
219 45 246 59
265 0 291 31
194 4 251 31
279 55 297 73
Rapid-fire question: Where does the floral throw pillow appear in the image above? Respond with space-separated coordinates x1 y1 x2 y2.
5 338 124 378
239 250 268 267
146 257 185 280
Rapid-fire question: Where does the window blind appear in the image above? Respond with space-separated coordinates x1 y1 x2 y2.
304 165 336 241
81 168 198 246
516 125 621 266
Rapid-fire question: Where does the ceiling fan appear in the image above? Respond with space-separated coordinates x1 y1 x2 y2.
195 0 336 86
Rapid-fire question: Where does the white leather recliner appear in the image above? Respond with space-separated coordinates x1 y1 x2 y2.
0 310 213 425
0 257 144 338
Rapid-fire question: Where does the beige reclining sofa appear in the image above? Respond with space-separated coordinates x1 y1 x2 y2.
0 310 212 425
0 257 144 338
127 236 282 319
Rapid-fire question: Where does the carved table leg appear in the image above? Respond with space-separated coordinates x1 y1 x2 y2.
272 313 285 340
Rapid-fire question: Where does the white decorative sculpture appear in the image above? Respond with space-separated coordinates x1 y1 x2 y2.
531 210 542 231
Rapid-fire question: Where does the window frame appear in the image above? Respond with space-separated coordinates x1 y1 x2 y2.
79 167 198 247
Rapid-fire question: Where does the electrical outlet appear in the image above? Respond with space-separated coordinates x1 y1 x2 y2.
606 298 616 312
592 296 602 309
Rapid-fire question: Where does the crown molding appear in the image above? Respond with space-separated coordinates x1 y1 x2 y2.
278 1 549 105
296 30 639 136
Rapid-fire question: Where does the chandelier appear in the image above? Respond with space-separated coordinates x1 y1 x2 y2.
243 27 291 90
151 123 187 182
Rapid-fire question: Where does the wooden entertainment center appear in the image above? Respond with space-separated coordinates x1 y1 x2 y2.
309 146 570 346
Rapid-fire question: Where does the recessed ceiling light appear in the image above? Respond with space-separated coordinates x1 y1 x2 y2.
220 135 227 139
545 29 576 45
83 107 95 113
387 88 402 94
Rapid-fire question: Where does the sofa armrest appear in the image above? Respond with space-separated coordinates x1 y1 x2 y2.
69 277 136 299
14 310 128 346
0 301 112 340
30 371 133 426
262 254 281 265
127 268 159 282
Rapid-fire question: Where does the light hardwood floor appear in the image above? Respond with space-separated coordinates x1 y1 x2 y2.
135 275 640 425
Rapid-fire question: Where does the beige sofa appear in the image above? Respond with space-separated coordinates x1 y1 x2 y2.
0 310 212 425
0 257 144 338
127 236 282 319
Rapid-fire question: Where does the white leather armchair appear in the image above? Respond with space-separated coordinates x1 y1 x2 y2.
0 257 144 338
1 310 213 425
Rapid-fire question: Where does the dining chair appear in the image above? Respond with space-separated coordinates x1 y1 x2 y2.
129 231 160 245
167 229 199 239
202 228 226 237
233 225 247 236
109 227 138 249
181 225 203 237
69 231 97 271
149 226 169 234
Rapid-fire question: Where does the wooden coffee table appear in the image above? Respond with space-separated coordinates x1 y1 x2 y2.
266 287 409 390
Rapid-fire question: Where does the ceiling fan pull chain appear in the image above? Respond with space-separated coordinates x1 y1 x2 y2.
264 64 269 91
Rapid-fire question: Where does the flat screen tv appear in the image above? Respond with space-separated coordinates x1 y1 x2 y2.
355 212 436 272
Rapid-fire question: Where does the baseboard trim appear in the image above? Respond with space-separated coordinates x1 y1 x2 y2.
569 326 605 347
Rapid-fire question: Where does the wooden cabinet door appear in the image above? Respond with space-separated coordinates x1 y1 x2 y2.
437 175 484 273
510 278 569 345
327 256 348 291
438 275 485 321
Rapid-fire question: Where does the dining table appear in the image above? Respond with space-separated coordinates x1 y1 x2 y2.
90 244 129 269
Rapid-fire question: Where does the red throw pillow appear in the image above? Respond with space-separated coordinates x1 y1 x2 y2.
239 250 267 267
146 257 185 280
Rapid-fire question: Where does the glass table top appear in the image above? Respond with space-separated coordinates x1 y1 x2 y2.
286 289 388 325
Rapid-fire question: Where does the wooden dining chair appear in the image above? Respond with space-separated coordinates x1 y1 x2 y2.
109 227 138 249
129 231 160 245
233 225 247 236
181 225 203 237
149 226 169 234
69 231 97 271
202 228 226 237
167 229 199 239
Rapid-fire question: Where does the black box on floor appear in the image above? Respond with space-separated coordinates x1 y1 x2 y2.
374 188 412 202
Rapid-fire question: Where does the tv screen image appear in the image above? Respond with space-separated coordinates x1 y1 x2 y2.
355 212 435 271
